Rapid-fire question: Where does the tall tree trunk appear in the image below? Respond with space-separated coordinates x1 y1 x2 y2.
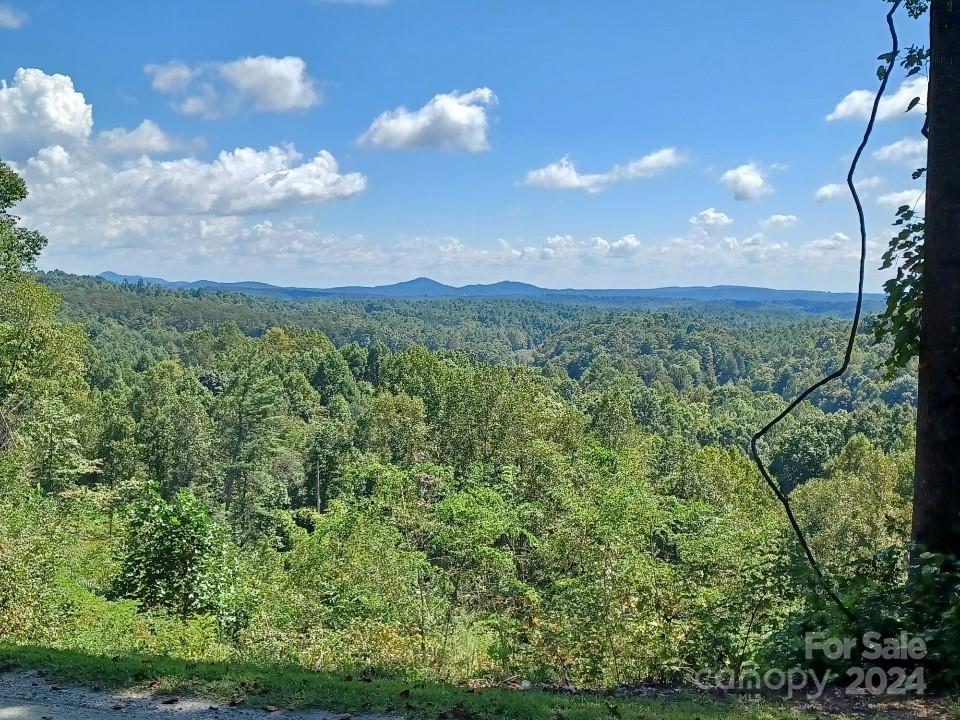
912 0 960 557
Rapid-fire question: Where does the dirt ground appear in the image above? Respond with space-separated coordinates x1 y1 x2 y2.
0 669 398 720
2 667 955 720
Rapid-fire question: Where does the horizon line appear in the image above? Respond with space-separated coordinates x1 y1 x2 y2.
87 270 880 296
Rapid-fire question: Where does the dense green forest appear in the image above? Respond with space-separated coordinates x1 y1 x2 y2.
6 196 942 693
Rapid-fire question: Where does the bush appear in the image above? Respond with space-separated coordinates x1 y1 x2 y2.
112 488 235 620
0 486 64 642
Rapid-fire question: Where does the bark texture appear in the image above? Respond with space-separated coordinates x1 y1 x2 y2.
912 0 960 556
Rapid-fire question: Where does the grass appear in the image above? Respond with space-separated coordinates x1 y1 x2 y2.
0 644 826 720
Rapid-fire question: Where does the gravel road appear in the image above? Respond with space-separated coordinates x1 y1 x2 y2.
0 670 399 720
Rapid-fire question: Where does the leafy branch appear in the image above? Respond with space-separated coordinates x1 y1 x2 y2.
873 1 929 375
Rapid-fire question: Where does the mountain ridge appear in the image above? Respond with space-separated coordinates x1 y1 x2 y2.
96 271 883 304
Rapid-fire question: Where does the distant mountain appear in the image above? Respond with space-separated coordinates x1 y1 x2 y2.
97 271 884 305
97 271 280 292
328 276 459 297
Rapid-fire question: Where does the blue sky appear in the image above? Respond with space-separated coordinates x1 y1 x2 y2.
0 0 928 290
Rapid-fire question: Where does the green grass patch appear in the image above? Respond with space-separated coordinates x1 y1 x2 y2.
0 644 828 719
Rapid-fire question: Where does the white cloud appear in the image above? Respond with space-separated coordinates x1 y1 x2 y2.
0 3 25 28
873 135 927 165
0 70 366 280
793 232 863 263
98 120 178 155
720 163 771 201
145 61 196 93
2 67 368 287
816 183 845 202
614 148 686 179
0 68 93 153
522 156 607 192
827 77 927 122
22 143 365 217
190 219 386 267
358 88 497 151
472 228 795 273
808 232 849 251
815 176 882 201
146 55 321 117
218 56 320 111
858 175 884 190
35 212 393 277
31 203 889 291
877 189 925 211
522 148 685 193
474 233 648 264
719 233 785 263
761 213 798 229
590 234 644 258
177 84 220 118
20 143 370 288
689 207 733 229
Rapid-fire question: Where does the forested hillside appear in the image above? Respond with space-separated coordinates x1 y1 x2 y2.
4 251 928 687
5 0 960 714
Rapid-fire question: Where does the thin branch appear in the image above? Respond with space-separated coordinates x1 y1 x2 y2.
750 0 904 624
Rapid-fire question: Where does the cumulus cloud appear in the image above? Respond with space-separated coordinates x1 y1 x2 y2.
719 233 785 263
0 3 26 28
21 142 368 282
35 212 395 279
689 207 733 229
593 234 643 258
21 143 365 217
522 157 608 192
827 77 927 122
720 163 771 201
611 148 685 179
98 120 179 155
461 233 647 265
807 232 849 251
146 55 321 117
873 135 927 165
790 232 870 265
189 218 386 267
815 183 845 202
358 88 497 151
325 228 873 288
0 68 197 160
761 213 798 230
1 66 367 283
877 189 925 211
282 228 844 287
0 68 93 153
815 176 882 201
145 61 196 93
522 148 685 193
176 84 220 118
479 228 794 273
218 56 320 111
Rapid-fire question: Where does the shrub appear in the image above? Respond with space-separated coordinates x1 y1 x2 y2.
112 488 235 620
